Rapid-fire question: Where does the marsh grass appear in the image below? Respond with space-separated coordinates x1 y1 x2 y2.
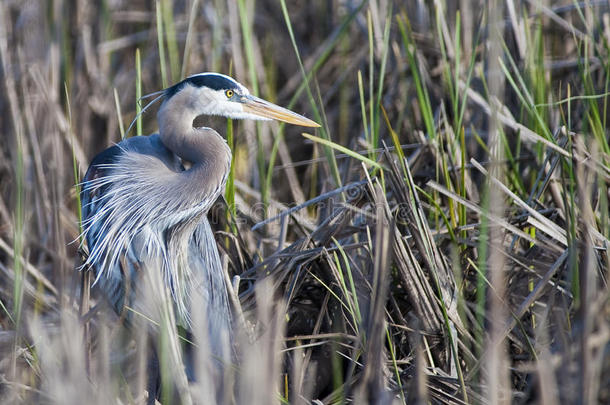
1 1 609 404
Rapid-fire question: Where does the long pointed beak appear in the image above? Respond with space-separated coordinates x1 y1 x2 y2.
242 95 320 127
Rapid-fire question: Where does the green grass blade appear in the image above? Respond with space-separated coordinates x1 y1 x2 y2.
161 0 180 83
302 133 381 170
113 88 125 140
279 0 341 188
135 48 142 136
156 0 168 88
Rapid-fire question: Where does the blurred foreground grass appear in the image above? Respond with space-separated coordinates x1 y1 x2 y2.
0 1 609 404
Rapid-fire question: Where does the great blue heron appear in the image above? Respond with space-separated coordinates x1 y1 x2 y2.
80 72 318 392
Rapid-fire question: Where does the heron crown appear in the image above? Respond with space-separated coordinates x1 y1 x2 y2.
164 73 246 100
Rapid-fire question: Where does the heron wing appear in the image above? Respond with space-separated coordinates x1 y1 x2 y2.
81 134 230 330
80 134 183 315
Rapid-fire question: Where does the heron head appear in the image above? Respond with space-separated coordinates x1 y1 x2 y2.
163 73 320 127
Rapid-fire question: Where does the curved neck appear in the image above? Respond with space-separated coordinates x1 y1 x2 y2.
157 90 232 197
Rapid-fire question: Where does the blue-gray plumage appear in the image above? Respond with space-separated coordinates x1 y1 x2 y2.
80 72 319 386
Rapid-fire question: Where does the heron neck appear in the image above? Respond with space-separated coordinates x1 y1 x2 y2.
157 100 232 194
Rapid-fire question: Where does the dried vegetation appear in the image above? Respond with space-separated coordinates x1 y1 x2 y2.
0 1 609 404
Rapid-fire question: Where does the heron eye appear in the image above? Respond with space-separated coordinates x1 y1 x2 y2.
225 89 234 98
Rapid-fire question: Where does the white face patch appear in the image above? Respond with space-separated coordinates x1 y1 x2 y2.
164 74 272 121
180 87 260 121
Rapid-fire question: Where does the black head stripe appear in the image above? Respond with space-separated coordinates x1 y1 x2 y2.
164 73 239 99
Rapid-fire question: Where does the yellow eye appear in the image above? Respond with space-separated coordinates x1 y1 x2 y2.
225 89 234 98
